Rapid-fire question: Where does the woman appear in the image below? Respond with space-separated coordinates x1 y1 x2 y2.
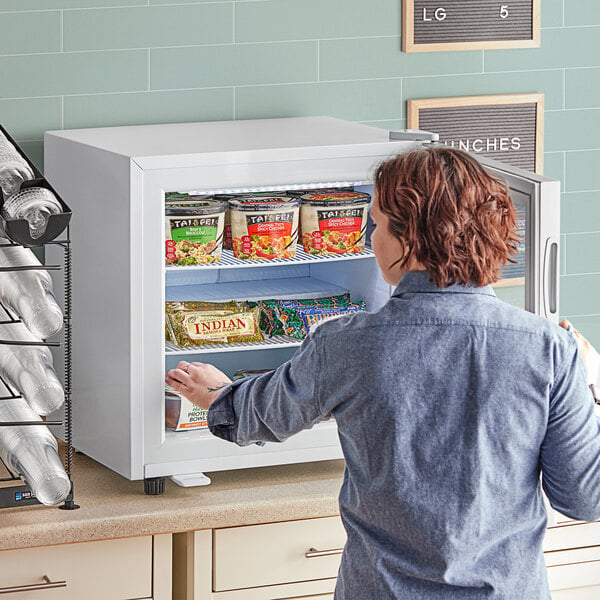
166 147 600 599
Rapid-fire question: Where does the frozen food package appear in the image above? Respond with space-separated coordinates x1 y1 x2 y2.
213 194 237 250
165 385 208 431
165 199 226 266
277 304 364 339
166 302 264 347
232 368 274 380
251 293 353 337
229 196 300 260
300 191 371 256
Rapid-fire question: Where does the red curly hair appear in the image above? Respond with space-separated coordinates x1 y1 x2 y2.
373 146 520 288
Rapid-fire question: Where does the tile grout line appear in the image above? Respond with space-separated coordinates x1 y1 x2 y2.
564 231 600 236
148 49 151 91
317 40 320 83
232 0 236 44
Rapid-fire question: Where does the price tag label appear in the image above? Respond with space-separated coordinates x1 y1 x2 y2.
402 0 540 52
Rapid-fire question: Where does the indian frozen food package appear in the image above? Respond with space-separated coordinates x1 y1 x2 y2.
165 385 208 431
165 199 226 265
165 301 264 348
229 196 300 260
300 191 371 255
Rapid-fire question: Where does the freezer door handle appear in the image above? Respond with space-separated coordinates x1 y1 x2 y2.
543 236 559 319
389 129 439 143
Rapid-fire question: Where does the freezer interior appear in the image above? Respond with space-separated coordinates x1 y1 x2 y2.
162 171 532 441
163 180 387 439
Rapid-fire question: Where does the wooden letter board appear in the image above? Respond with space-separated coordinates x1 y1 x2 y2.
402 0 540 52
407 93 544 174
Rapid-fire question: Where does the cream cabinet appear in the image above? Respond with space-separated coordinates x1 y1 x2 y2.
173 516 345 600
545 519 600 598
0 534 171 599
174 514 600 600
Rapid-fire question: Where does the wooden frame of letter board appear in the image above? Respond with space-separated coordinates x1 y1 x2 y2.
407 93 544 174
402 0 541 52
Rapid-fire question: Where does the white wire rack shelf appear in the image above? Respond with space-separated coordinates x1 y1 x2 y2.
165 334 303 355
165 247 374 272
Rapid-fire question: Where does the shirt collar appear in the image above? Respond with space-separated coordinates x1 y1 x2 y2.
391 270 496 298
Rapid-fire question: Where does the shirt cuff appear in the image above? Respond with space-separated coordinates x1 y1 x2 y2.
207 379 245 443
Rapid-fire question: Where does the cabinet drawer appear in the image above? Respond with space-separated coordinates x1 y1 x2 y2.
213 517 346 592
0 537 153 599
546 546 600 591
281 594 333 600
544 520 600 552
552 584 600 599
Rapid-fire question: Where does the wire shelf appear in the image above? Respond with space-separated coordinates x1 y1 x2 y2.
166 334 303 355
166 247 374 272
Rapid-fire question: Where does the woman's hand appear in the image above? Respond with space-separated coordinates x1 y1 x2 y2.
560 320 600 388
166 361 232 411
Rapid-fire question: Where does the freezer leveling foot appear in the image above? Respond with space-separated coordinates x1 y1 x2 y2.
170 473 212 488
144 477 166 495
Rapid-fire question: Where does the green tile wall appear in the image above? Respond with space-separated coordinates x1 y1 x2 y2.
0 0 598 344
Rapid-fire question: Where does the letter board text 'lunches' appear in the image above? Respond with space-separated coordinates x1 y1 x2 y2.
402 0 540 52
407 94 544 174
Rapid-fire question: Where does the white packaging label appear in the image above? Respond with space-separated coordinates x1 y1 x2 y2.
175 393 208 431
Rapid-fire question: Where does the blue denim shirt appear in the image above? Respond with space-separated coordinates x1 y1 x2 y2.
208 271 600 599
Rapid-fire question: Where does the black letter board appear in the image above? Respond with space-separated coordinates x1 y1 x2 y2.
407 94 544 173
402 0 540 52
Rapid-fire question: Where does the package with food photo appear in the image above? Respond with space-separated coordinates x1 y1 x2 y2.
300 191 371 256
229 196 300 260
165 199 226 265
165 385 208 431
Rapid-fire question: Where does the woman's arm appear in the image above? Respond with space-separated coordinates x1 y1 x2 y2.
540 338 600 522
166 330 327 446
560 320 600 401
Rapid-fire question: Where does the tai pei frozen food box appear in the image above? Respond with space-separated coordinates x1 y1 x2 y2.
229 196 300 260
165 199 226 265
300 191 370 255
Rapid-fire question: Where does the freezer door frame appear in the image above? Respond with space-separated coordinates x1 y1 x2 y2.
475 154 561 322
140 142 421 479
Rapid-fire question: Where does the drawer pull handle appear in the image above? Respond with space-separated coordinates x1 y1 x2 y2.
0 575 67 594
305 547 344 559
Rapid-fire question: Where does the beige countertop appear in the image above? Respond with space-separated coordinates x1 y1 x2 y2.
0 449 345 551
